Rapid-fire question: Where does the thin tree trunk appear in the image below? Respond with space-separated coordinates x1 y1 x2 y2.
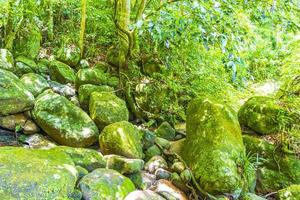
79 0 87 57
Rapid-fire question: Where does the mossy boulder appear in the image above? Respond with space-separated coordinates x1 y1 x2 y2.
56 43 80 67
37 59 50 75
20 73 49 97
78 84 114 110
32 90 99 147
89 92 129 130
99 121 144 159
278 185 300 200
105 155 144 174
53 146 106 172
75 67 118 89
49 60 76 84
183 97 252 196
78 168 135 200
243 135 300 193
155 122 176 140
13 22 41 59
238 96 298 135
277 76 300 98
0 147 78 199
0 69 34 116
0 49 14 72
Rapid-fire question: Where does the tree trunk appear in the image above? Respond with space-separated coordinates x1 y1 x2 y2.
79 0 87 57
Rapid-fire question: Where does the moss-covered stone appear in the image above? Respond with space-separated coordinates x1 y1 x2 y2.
78 84 114 110
0 147 78 199
49 60 76 84
15 61 34 77
53 146 106 172
20 73 49 97
37 58 50 75
105 154 144 174
15 56 38 72
125 190 166 200
183 97 252 196
0 49 14 72
241 193 266 200
145 145 162 161
238 96 297 135
243 135 300 193
19 134 57 149
277 76 300 99
56 43 80 67
32 90 99 147
278 185 300 200
79 168 135 200
75 67 118 89
13 22 41 59
0 113 27 131
0 69 34 116
99 121 144 159
89 92 129 130
155 122 176 140
144 156 168 174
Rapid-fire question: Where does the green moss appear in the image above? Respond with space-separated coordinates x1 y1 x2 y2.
78 84 114 110
13 22 41 59
243 135 300 193
0 147 78 199
278 185 300 200
241 193 266 200
155 121 176 140
0 49 14 72
49 60 76 84
238 96 296 135
105 155 144 174
53 146 106 172
75 67 118 89
56 43 80 67
20 73 49 97
78 168 135 200
89 92 129 130
32 90 99 147
183 97 251 196
276 76 300 99
99 121 144 159
0 69 34 116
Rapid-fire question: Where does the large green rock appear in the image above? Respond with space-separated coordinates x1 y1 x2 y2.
13 23 41 59
238 96 298 135
0 69 34 116
89 92 129 130
0 49 14 72
79 168 135 200
0 147 78 199
278 185 300 200
183 97 252 196
49 60 76 84
53 146 106 172
78 84 114 110
56 43 80 67
20 73 49 97
32 90 99 147
99 121 144 159
243 135 300 193
75 67 118 89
